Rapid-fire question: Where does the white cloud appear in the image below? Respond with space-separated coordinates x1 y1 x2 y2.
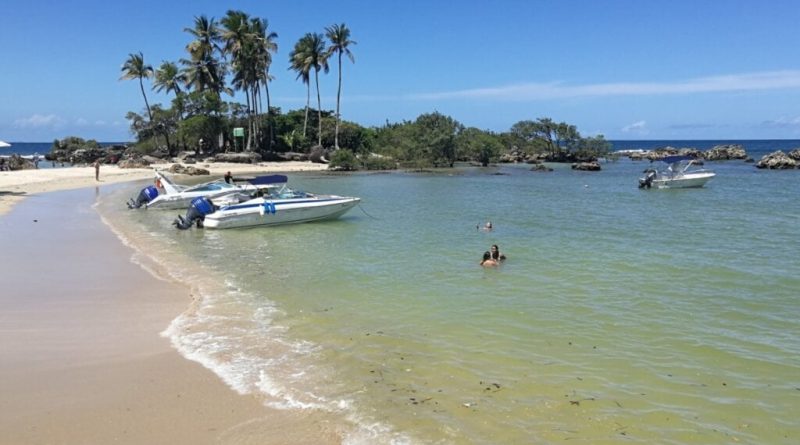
75 118 88 125
13 114 66 128
622 120 648 134
408 70 800 101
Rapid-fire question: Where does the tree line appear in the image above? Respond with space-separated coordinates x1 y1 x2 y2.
121 10 611 170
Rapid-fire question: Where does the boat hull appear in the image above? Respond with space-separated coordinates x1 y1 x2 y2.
652 172 716 189
202 197 360 229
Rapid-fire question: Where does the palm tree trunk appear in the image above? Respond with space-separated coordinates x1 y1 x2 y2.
251 87 259 150
335 52 342 150
245 90 252 151
265 80 273 151
314 68 322 147
303 84 310 138
139 77 153 121
140 76 172 153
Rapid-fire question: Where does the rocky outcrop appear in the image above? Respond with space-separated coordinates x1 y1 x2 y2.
278 152 310 162
645 147 702 161
788 149 800 161
755 151 797 169
571 161 601 171
499 148 527 163
2 154 35 170
308 146 330 164
530 164 553 172
117 157 151 169
211 152 262 163
168 164 210 175
704 144 747 160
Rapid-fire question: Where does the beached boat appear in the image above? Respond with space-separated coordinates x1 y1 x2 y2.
638 156 716 189
128 170 272 210
173 177 360 230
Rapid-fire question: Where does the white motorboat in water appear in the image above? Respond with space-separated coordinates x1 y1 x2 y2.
128 170 271 210
639 156 716 189
173 176 360 229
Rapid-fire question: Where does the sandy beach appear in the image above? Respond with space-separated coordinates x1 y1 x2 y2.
0 162 342 444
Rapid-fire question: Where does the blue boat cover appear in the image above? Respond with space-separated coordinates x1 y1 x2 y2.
662 155 694 164
247 174 288 185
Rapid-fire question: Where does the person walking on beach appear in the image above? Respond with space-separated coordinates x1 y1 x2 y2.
93 159 100 181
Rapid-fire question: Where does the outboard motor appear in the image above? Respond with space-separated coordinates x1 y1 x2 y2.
173 197 216 230
639 169 657 189
127 185 159 208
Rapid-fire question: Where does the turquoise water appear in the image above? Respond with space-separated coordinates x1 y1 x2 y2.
97 159 799 444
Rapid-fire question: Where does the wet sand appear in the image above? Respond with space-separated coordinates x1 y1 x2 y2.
0 186 341 443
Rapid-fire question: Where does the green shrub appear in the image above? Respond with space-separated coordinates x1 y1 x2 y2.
329 149 360 171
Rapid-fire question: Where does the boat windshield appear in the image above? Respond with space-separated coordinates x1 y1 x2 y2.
185 180 236 192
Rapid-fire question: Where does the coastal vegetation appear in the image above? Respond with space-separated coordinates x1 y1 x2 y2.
109 10 615 171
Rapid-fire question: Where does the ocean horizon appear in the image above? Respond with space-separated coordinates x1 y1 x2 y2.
92 157 799 444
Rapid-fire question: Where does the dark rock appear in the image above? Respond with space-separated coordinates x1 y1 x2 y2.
4 154 35 170
117 157 151 169
788 148 800 161
530 164 553 172
211 152 262 164
279 152 309 162
259 151 285 162
309 146 330 164
176 151 198 162
755 151 797 169
168 164 210 175
142 155 163 165
571 161 601 171
704 144 747 160
646 147 701 161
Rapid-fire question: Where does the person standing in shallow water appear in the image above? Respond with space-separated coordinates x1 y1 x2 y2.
93 159 100 181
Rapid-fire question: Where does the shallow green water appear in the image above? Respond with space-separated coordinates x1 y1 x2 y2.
99 160 799 444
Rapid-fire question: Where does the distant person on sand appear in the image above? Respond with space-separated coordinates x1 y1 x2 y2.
480 251 498 267
490 244 506 261
93 159 100 181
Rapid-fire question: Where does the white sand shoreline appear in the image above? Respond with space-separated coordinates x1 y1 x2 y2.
0 161 329 216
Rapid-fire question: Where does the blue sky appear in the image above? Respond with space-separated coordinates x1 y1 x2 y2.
3 0 800 141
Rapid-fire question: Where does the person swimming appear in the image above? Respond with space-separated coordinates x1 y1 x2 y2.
490 244 506 261
480 251 498 267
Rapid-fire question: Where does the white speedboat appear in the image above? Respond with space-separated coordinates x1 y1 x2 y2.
128 170 271 210
173 179 360 230
639 156 715 189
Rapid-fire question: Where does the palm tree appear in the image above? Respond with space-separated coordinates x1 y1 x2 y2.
182 15 224 95
290 33 329 147
153 61 185 96
252 18 278 149
325 23 356 150
221 10 258 150
120 52 154 121
289 37 313 138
